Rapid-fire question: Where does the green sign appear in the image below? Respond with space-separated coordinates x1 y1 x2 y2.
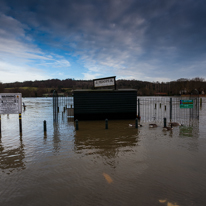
180 100 193 108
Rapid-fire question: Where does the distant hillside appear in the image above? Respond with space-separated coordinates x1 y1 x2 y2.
0 77 205 97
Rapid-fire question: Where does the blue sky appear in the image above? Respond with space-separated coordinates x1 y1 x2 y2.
0 0 206 83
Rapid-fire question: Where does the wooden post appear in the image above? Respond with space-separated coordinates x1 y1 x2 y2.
19 113 22 134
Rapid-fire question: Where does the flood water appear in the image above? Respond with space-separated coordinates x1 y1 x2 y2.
1 97 206 206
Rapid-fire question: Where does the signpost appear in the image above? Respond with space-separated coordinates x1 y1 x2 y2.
93 76 116 89
180 100 193 109
0 93 22 114
0 93 22 134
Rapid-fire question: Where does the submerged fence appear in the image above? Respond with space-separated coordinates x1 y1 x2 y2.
53 92 74 122
53 93 199 125
137 96 199 124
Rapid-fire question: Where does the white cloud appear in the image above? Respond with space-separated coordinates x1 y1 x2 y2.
0 61 49 83
0 13 71 83
82 72 102 80
1 1 206 83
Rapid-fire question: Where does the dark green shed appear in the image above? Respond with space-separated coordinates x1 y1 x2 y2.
73 89 137 120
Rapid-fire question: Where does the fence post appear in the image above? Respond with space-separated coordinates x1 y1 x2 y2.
135 118 138 128
44 120 47 132
170 98 172 122
138 99 140 120
164 118 167 128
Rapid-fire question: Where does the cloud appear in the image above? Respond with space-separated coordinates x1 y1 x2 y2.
82 72 101 80
0 12 71 83
0 61 49 83
1 0 206 82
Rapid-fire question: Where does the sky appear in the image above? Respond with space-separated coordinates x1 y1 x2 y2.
0 0 206 83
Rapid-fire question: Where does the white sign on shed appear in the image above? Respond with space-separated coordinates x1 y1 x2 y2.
93 76 116 88
0 93 22 114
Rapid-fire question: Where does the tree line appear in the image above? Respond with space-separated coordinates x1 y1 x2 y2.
0 77 205 97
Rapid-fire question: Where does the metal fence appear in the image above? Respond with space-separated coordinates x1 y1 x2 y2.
137 96 199 125
53 92 74 122
53 93 200 125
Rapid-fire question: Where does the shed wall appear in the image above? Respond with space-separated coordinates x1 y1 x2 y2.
74 90 137 120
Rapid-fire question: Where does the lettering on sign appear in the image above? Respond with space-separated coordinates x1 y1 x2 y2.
0 93 22 114
93 76 116 88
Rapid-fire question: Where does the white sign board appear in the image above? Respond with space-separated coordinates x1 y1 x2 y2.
0 93 22 114
94 77 115 88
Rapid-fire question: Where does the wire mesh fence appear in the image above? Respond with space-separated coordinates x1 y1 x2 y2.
137 96 199 125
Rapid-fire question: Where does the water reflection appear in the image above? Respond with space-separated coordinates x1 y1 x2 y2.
52 122 61 154
179 120 199 138
74 120 139 167
0 138 25 174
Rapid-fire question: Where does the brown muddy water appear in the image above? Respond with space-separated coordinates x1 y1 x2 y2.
1 98 206 206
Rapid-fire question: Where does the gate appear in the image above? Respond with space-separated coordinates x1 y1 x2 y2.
53 92 74 122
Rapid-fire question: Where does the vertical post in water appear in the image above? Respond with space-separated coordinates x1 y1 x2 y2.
164 117 166 128
170 98 172 122
138 99 140 120
105 119 108 129
19 113 22 134
135 118 138 128
44 120 47 132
